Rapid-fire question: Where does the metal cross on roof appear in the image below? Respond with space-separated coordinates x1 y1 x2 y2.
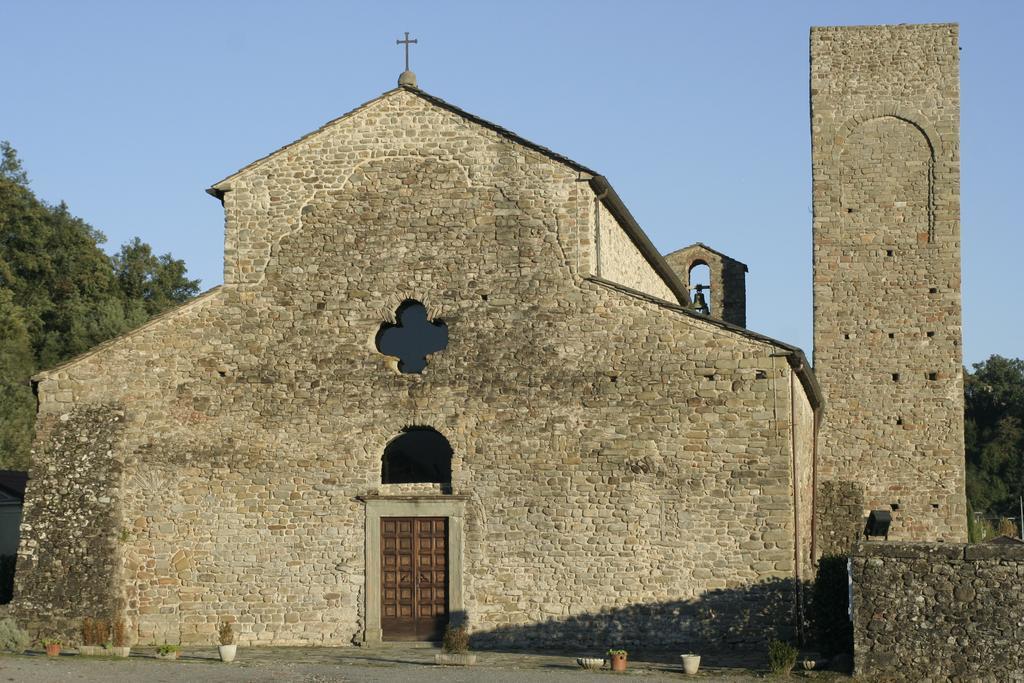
396 32 418 72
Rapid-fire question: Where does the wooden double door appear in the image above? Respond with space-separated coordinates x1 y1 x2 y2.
381 517 449 641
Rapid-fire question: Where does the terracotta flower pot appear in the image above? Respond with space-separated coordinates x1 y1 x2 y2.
45 643 61 657
609 653 627 672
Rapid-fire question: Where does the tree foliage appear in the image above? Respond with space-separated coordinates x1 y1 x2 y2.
0 141 200 469
965 355 1024 522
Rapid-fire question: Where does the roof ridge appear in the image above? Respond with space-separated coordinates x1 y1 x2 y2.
209 85 601 197
208 89 401 196
400 87 600 176
205 84 687 305
664 242 749 269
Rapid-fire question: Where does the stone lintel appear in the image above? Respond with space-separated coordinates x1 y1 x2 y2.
963 543 1024 561
855 541 1024 562
853 541 963 561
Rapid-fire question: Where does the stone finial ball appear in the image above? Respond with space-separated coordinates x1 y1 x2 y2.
398 70 418 87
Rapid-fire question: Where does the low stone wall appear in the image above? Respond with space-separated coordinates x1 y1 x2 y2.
852 542 1024 681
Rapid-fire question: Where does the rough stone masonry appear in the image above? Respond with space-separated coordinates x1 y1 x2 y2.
811 23 967 545
852 542 1024 681
13 83 819 647
10 22 969 653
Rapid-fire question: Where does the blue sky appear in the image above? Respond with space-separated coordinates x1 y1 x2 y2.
3 1 1020 366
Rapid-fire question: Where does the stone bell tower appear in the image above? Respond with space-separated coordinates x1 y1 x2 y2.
810 24 967 545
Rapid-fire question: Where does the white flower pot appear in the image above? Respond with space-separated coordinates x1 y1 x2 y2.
219 643 237 662
434 653 476 666
681 653 701 674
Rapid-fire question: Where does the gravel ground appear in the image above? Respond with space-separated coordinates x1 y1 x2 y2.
0 647 848 682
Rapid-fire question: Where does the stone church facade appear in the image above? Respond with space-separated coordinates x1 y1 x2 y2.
11 23 964 649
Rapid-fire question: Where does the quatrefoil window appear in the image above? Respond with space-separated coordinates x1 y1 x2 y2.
375 300 448 373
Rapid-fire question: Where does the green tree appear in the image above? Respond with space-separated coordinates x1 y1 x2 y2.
112 237 199 320
965 355 1024 521
0 142 200 469
0 290 35 469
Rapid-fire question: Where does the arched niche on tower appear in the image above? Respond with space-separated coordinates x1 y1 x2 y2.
838 115 934 246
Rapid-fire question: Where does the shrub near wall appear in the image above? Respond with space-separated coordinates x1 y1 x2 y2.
852 542 1024 680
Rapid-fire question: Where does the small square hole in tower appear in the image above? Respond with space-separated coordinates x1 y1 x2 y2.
888 332 895 339
928 372 938 381
927 331 935 338
891 373 900 382
929 287 938 294
844 333 851 340
896 417 903 426
886 249 894 257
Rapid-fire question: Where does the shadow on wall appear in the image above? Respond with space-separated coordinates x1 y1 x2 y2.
465 578 803 653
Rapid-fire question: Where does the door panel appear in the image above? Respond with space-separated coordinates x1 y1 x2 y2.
381 517 448 640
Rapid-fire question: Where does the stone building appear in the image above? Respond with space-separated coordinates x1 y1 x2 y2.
665 243 748 327
10 22 965 648
811 23 967 544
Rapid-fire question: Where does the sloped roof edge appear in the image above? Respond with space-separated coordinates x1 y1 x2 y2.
207 85 603 198
588 176 690 306
585 275 823 412
206 85 686 304
665 242 749 272
32 286 224 381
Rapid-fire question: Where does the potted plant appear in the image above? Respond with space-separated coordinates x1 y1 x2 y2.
110 618 130 658
42 637 61 657
79 617 98 656
681 653 701 674
607 648 628 672
79 617 113 656
434 624 476 666
156 643 180 660
218 620 237 663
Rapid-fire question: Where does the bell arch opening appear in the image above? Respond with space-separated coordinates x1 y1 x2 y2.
688 261 712 315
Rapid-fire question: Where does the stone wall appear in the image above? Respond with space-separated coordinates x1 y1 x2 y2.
792 373 815 584
594 200 676 301
815 480 865 559
13 406 126 639
811 24 967 541
852 542 1024 681
15 85 818 649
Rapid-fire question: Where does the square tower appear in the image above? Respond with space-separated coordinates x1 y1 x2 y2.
811 24 966 543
